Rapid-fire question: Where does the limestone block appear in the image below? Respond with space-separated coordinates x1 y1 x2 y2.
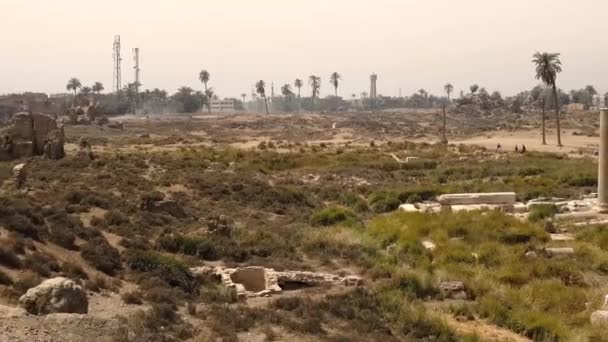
438 192 516 205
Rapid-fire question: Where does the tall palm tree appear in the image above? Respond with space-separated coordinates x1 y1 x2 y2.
330 72 341 97
92 82 104 95
256 80 269 115
309 75 321 111
294 79 303 113
199 70 211 113
241 93 247 111
444 83 454 102
66 78 82 106
533 52 563 146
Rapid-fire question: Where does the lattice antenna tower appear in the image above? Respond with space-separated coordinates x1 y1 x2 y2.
113 35 122 93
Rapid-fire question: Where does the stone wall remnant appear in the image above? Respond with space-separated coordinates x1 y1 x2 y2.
0 112 64 161
191 266 362 299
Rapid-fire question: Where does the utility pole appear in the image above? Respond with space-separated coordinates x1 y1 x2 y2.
113 35 122 93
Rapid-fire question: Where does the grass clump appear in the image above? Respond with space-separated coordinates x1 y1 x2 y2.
528 204 559 223
310 206 359 227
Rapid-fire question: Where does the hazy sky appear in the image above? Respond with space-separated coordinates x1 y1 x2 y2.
1 0 607 98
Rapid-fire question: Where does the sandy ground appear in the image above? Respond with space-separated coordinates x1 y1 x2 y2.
444 129 598 154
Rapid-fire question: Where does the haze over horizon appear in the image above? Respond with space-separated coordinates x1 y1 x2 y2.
1 0 607 99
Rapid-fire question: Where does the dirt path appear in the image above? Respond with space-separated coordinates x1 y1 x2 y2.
448 129 598 154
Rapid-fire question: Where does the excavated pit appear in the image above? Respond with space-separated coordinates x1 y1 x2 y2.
230 268 268 292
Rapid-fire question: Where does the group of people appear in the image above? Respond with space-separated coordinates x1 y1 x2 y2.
496 143 526 153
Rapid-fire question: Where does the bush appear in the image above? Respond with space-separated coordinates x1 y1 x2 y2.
0 247 21 269
62 262 89 280
80 237 122 275
368 192 401 213
104 210 130 226
2 214 42 240
23 252 59 277
528 204 559 223
121 291 143 305
142 286 180 308
0 270 13 285
126 250 195 292
310 206 359 227
156 234 219 260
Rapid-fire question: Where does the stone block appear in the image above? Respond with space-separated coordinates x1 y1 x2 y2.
437 192 516 205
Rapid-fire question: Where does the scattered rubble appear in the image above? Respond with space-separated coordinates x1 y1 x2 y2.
19 277 88 315
191 266 362 299
439 281 467 300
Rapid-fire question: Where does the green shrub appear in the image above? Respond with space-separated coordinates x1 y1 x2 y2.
126 250 195 292
80 237 122 275
310 206 359 227
156 234 219 260
368 192 401 213
528 204 559 223
510 310 568 341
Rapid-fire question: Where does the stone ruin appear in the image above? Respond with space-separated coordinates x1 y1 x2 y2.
65 99 98 125
0 112 65 161
191 266 362 299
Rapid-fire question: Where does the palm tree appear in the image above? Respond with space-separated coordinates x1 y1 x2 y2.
533 52 563 146
444 83 454 102
199 70 211 113
535 87 550 145
309 75 321 111
256 80 269 115
92 82 104 95
66 78 82 106
469 84 479 95
294 79 303 113
241 93 247 111
330 72 341 97
80 87 92 97
281 84 293 97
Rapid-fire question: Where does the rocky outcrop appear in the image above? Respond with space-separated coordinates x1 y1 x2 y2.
19 277 88 315
191 266 362 299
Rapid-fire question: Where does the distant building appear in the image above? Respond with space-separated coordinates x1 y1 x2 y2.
566 103 585 112
210 99 236 112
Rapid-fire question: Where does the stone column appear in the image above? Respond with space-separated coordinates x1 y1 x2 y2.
598 108 608 212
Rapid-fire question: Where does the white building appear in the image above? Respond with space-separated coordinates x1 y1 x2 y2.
210 99 236 112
